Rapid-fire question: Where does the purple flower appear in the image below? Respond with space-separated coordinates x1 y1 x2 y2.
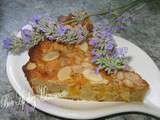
115 13 132 23
114 26 126 32
91 49 97 55
101 27 113 38
106 41 114 50
115 17 124 23
114 13 133 32
89 39 98 46
77 27 84 42
45 16 52 22
21 29 32 43
91 56 98 63
95 66 101 74
77 26 83 34
31 22 37 29
43 16 53 26
93 27 97 33
115 47 128 58
39 27 46 33
33 15 41 24
3 38 13 49
47 35 54 41
92 50 101 57
22 29 32 37
79 34 84 40
58 25 69 36
119 26 126 30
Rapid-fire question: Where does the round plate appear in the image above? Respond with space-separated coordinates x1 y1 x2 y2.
6 36 160 119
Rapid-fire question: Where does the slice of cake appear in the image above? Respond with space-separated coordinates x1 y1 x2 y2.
23 39 149 102
22 13 149 102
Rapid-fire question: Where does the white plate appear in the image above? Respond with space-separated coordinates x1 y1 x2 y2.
6 36 160 119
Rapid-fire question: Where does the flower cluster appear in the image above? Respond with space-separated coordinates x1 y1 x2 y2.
3 0 159 74
35 16 89 44
112 13 133 33
2 12 129 74
3 15 89 54
89 24 128 74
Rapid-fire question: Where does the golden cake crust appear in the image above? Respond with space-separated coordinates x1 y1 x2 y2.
22 13 149 102
23 40 149 102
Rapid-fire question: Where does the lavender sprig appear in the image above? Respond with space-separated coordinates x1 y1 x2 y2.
3 16 89 54
3 38 13 49
90 24 128 74
64 0 146 26
55 24 88 44
32 17 89 45
95 57 127 74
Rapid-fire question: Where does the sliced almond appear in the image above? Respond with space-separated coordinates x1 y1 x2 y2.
116 71 124 80
83 69 108 84
71 65 83 73
79 42 88 52
84 58 89 62
81 62 93 69
42 51 59 61
124 79 134 88
57 66 71 81
26 62 37 70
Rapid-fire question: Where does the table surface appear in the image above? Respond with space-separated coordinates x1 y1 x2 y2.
0 0 160 120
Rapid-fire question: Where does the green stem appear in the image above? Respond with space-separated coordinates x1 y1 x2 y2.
112 0 145 21
64 0 146 25
89 0 141 17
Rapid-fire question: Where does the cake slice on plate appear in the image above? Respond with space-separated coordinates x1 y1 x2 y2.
23 40 149 102
23 13 149 102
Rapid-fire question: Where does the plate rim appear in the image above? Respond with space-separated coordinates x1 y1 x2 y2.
6 35 160 119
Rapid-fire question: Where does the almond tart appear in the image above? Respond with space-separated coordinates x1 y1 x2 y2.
23 14 149 102
23 39 149 102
